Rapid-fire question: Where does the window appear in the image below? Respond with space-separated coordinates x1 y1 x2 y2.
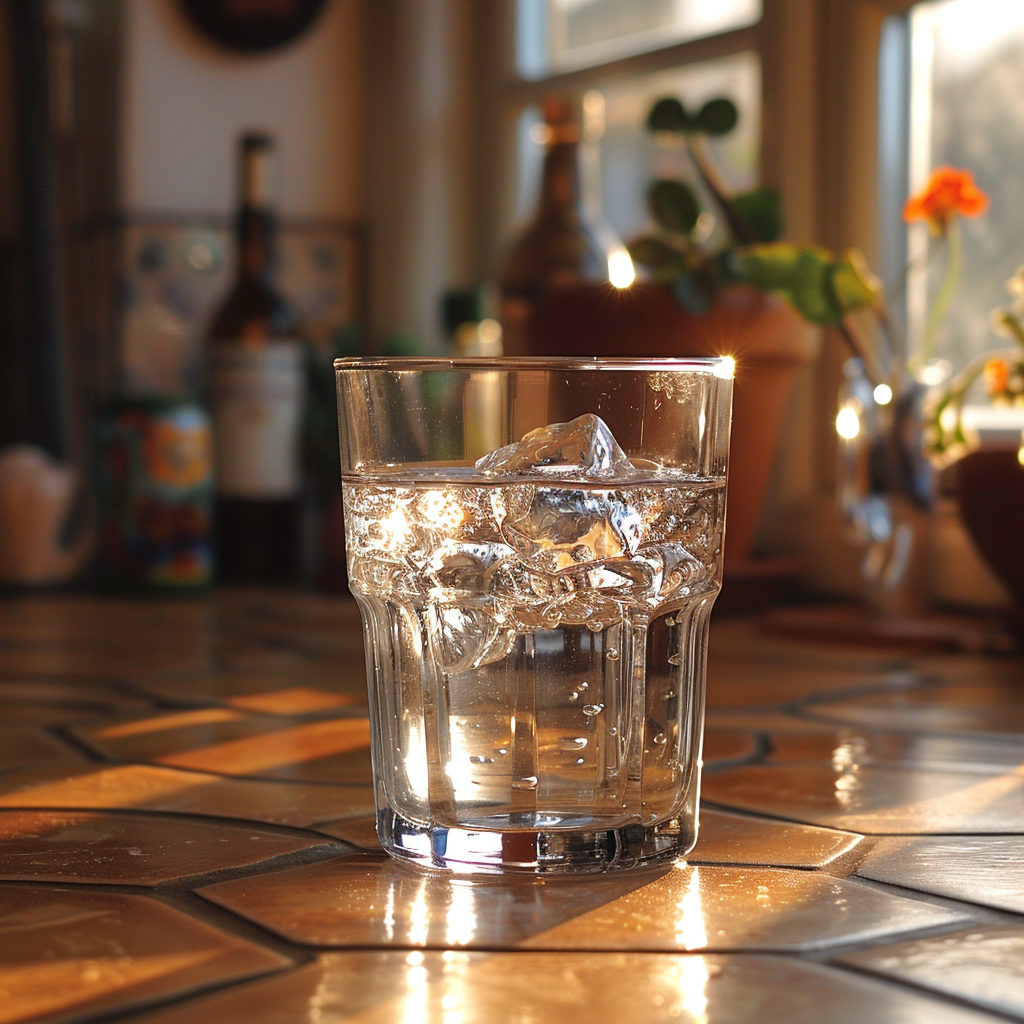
891 0 1024 370
514 1 762 252
518 0 762 78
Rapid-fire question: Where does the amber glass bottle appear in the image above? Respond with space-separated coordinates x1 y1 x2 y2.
207 133 303 583
498 96 629 355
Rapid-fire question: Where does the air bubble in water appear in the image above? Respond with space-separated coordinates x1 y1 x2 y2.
665 615 676 626
588 620 604 632
512 775 539 790
579 681 589 690
558 737 588 751
469 755 495 764
668 653 682 665
609 726 618 736
575 757 585 765
582 703 604 716
496 747 509 756
606 648 619 660
569 691 579 702
652 732 667 746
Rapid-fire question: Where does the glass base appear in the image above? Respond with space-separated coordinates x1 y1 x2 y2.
377 808 697 874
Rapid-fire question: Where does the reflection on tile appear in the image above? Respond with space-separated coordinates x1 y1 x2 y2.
769 729 1024 773
0 809 334 885
703 730 757 764
839 926 1024 1021
857 836 1024 913
691 809 861 867
312 811 860 869
121 951 997 1024
0 764 375 827
808 683 1024 737
706 711 844 734
134 664 367 711
0 885 287 1022
0 725 82 768
201 855 964 952
74 713 373 783
702 762 1024 833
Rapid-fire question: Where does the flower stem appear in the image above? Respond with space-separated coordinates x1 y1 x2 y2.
918 215 962 367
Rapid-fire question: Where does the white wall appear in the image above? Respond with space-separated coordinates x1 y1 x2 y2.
119 0 367 219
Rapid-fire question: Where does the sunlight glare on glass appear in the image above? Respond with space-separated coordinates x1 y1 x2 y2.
713 356 735 379
835 406 860 440
608 247 635 288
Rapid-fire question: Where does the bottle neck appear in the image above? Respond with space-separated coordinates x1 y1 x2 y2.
537 140 582 221
236 206 275 280
237 142 277 281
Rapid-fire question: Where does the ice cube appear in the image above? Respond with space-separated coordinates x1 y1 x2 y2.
475 414 641 480
494 486 645 572
428 602 517 674
425 541 517 593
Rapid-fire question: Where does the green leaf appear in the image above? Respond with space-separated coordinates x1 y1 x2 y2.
731 187 783 242
731 244 843 325
627 236 681 269
830 249 882 313
648 180 700 235
695 98 738 136
647 97 690 133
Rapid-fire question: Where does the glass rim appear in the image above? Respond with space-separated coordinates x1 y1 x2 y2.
334 355 733 374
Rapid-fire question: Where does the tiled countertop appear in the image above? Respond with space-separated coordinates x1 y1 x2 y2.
1 591 1023 1023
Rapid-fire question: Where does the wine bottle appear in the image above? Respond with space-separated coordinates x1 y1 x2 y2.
207 133 304 583
498 96 632 356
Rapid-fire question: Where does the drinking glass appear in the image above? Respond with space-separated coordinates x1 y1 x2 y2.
336 357 733 873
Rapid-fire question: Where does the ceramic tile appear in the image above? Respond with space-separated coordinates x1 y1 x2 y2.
314 809 861 867
200 855 964 952
74 712 373 783
839 925 1024 1021
0 809 335 885
702 730 757 764
807 683 1024 737
702 762 1024 833
705 662 908 710
857 836 1024 914
0 763 375 828
119 951 998 1024
769 729 1024 772
134 664 367 711
690 809 861 866
0 679 151 725
0 884 287 1022
0 726 82 768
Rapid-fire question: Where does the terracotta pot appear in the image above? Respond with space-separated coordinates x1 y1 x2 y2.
956 447 1024 604
521 282 817 563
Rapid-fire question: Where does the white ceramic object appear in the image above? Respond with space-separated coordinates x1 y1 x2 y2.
0 445 93 585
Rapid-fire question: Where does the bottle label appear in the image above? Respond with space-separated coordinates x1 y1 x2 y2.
208 341 304 498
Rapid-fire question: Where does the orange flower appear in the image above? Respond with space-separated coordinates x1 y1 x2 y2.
903 167 988 230
984 357 1010 396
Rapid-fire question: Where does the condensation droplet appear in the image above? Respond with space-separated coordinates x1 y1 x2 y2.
496 747 509 756
582 703 605 717
569 691 579 702
575 757 585 765
512 776 539 790
558 736 588 751
668 653 682 665
579 681 589 690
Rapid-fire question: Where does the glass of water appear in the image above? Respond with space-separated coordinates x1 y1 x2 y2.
336 357 733 873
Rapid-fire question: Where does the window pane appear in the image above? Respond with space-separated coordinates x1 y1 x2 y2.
906 0 1024 368
518 0 761 78
599 52 760 244
514 52 761 247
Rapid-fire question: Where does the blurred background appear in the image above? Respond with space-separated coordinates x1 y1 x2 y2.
2 0 1023 620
